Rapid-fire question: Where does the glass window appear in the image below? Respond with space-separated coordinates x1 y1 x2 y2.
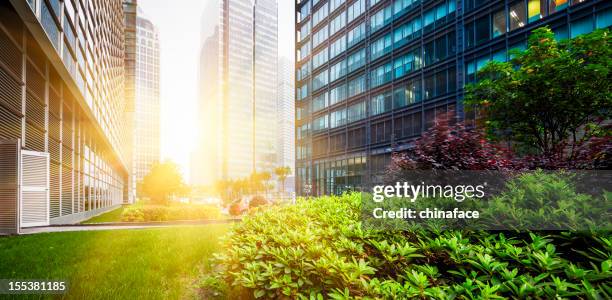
424 9 435 30
370 91 392 115
330 83 347 105
393 81 420 108
370 33 392 60
348 101 366 122
313 115 329 131
330 35 346 58
475 16 491 45
509 1 526 30
330 12 346 36
370 62 392 88
312 25 329 48
527 0 546 22
492 10 506 37
312 47 329 69
313 92 329 112
596 8 612 29
300 1 311 21
347 22 366 47
370 5 393 32
312 2 329 27
313 70 329 91
549 0 568 14
330 59 347 82
347 48 366 72
348 75 366 97
348 0 365 23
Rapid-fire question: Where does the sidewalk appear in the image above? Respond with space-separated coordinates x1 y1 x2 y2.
19 219 241 235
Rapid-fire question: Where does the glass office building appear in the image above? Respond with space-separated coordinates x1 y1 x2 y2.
295 0 612 196
0 0 127 229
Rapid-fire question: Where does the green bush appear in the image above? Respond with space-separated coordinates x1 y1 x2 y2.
200 187 611 298
120 204 220 222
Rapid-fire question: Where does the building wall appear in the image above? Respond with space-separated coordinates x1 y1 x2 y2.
133 13 160 185
277 57 296 174
0 0 127 223
295 0 612 196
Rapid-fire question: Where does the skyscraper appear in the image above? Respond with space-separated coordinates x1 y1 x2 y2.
0 0 128 233
132 11 160 188
277 57 296 174
192 0 279 186
294 0 611 196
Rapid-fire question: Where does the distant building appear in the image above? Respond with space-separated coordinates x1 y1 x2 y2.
294 0 612 196
276 57 296 193
192 0 279 186
133 11 160 190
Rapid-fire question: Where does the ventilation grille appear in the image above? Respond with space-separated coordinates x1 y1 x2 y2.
25 123 45 152
49 162 60 218
0 66 22 113
61 166 72 216
0 141 18 234
21 151 49 227
0 105 21 141
62 145 72 168
49 88 60 117
49 138 60 163
0 27 22 79
25 92 45 130
49 114 60 140
26 62 45 101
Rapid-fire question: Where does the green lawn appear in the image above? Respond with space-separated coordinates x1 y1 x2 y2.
0 225 230 299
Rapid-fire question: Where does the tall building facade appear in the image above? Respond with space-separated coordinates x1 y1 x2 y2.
277 57 296 173
0 0 128 232
295 0 612 196
132 11 160 187
192 0 279 186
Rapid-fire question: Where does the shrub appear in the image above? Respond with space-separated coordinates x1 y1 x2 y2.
120 204 220 222
229 202 244 217
249 195 268 209
200 190 611 299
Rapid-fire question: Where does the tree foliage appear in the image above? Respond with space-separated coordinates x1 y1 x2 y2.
139 161 187 204
464 27 611 161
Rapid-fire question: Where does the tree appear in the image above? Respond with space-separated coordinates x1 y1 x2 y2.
139 161 187 205
386 114 517 183
274 166 291 197
465 27 611 163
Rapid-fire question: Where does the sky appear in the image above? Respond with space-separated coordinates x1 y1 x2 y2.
138 0 295 181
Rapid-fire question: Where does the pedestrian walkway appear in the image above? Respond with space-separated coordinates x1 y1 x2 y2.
19 219 241 235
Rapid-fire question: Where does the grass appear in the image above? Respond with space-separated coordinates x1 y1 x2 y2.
81 205 130 223
0 225 230 299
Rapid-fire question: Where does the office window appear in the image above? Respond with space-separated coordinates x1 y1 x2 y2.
549 0 568 14
370 62 392 88
370 5 393 32
348 0 366 23
312 2 329 27
394 0 418 16
312 25 328 48
424 41 435 65
347 22 366 47
348 127 366 148
330 133 346 152
298 83 309 100
313 115 329 132
424 9 435 32
348 75 366 97
527 0 546 23
330 59 347 82
475 16 491 45
312 47 329 69
371 121 392 143
435 70 447 96
424 74 435 100
300 1 311 21
370 33 392 60
394 18 422 46
370 91 392 115
330 35 347 58
347 48 366 72
313 70 329 91
329 12 346 36
509 1 526 30
330 108 348 128
570 18 594 38
313 92 329 112
330 0 343 13
330 83 348 105
299 42 311 60
348 101 366 123
300 20 311 41
393 79 421 108
298 63 310 81
492 10 506 37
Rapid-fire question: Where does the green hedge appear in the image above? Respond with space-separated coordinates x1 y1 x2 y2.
121 204 221 222
200 174 611 299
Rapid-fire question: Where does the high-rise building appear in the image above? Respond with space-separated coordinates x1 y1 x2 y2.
0 0 128 233
132 11 160 188
192 0 279 186
277 57 295 172
295 0 611 196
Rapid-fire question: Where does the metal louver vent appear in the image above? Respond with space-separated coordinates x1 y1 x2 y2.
49 162 60 218
0 66 22 114
0 28 22 79
61 166 72 216
25 92 46 130
0 104 21 141
21 150 49 228
26 62 45 101
25 123 45 152
0 140 19 234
